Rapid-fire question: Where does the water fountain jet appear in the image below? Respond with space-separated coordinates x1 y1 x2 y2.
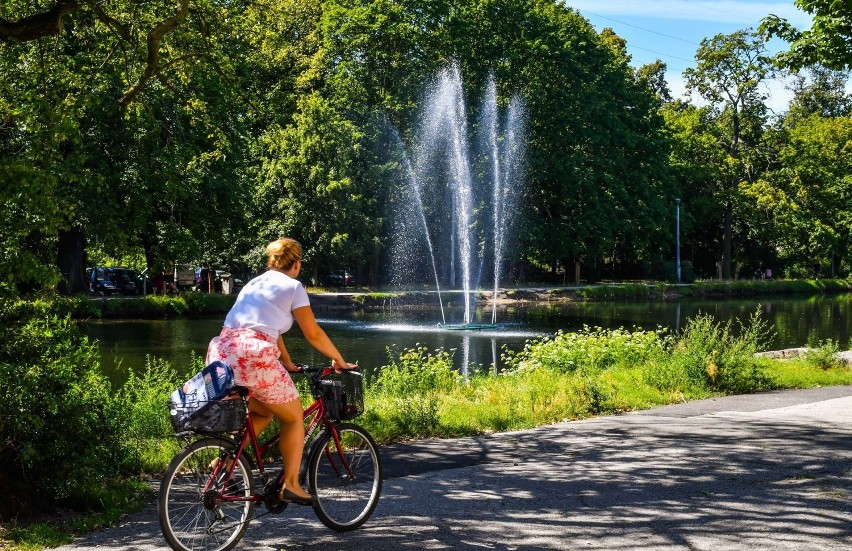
390 63 525 330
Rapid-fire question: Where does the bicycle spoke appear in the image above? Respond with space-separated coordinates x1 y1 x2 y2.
309 424 382 531
159 439 255 551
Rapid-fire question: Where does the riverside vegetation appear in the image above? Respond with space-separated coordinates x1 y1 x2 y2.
11 277 852 322
2 301 852 549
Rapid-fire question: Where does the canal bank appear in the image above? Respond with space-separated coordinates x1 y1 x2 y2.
18 278 852 321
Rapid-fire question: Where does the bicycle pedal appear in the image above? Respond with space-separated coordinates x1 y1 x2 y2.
262 479 288 513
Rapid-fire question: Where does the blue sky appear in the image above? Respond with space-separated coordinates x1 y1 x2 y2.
566 0 815 112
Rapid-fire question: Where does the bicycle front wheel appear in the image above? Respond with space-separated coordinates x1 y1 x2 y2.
158 437 255 551
308 423 382 531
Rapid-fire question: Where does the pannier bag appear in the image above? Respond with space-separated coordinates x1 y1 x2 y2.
169 360 245 433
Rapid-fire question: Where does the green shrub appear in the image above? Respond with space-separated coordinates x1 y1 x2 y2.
669 310 773 393
505 326 666 373
108 356 191 475
374 346 459 395
0 310 118 518
365 346 460 440
803 339 843 370
0 298 194 520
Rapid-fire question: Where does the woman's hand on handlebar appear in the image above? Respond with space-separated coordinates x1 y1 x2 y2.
332 359 357 372
283 360 303 373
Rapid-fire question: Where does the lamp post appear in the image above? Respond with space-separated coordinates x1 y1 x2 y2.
675 198 681 283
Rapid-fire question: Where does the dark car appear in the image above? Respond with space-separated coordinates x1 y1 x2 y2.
109 268 145 295
322 269 355 287
87 267 145 295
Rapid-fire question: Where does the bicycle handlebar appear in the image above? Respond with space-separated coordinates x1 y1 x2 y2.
294 364 361 375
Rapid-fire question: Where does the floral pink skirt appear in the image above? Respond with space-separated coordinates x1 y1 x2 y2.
206 327 299 404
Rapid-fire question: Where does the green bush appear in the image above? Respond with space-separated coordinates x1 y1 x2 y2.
0 298 190 520
505 326 666 373
366 346 460 440
803 339 843 370
108 356 191 475
374 346 459 395
0 310 118 517
671 310 773 393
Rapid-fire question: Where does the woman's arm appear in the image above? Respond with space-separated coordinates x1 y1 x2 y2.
292 305 354 370
276 335 299 372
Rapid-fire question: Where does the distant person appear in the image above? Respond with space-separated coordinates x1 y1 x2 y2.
206 237 355 506
153 271 166 295
765 268 772 280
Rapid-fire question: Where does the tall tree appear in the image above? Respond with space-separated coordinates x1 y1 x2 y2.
0 0 256 294
684 29 774 279
787 66 852 119
636 60 673 103
256 93 376 282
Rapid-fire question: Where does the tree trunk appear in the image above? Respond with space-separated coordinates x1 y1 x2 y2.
574 261 581 285
721 200 733 280
368 254 380 286
57 226 86 295
142 228 157 271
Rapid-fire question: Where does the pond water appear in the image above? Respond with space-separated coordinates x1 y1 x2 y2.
82 293 852 385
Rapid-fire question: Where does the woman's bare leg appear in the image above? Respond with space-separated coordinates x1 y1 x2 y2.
251 398 310 500
247 398 275 437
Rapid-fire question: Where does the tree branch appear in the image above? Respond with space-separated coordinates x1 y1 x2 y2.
82 0 132 42
0 0 81 42
119 0 190 107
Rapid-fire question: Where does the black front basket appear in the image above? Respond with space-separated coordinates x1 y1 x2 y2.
320 371 364 421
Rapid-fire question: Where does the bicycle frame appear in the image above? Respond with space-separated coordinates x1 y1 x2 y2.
207 388 356 506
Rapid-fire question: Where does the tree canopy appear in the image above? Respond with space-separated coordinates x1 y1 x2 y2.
1 0 851 295
760 0 852 70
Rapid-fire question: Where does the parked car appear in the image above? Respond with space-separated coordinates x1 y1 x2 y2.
110 268 146 295
87 267 116 295
87 267 146 295
322 269 355 287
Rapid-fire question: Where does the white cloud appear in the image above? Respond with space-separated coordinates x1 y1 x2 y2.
566 1 812 27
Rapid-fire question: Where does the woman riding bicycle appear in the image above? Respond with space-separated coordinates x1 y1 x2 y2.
206 237 354 506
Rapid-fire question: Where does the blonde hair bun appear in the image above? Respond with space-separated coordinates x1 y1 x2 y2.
266 238 302 271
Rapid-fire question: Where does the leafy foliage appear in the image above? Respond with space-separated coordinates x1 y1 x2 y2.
505 326 667 373
760 0 852 70
0 307 116 516
0 301 185 519
1 0 851 293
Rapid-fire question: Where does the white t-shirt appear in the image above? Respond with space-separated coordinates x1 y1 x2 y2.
223 270 311 338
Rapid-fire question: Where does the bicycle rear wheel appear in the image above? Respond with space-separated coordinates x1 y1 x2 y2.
158 437 255 551
308 423 382 531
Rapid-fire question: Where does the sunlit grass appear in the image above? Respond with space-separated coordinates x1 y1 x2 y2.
358 313 852 443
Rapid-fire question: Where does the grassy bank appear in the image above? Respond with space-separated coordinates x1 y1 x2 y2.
2 306 851 550
571 278 852 300
4 292 237 321
359 312 852 442
8 278 851 325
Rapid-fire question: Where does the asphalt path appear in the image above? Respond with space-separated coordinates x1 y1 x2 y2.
58 386 852 550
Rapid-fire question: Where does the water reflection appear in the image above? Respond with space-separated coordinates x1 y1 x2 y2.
82 293 852 385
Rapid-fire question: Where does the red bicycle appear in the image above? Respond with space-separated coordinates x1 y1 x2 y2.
158 366 382 551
